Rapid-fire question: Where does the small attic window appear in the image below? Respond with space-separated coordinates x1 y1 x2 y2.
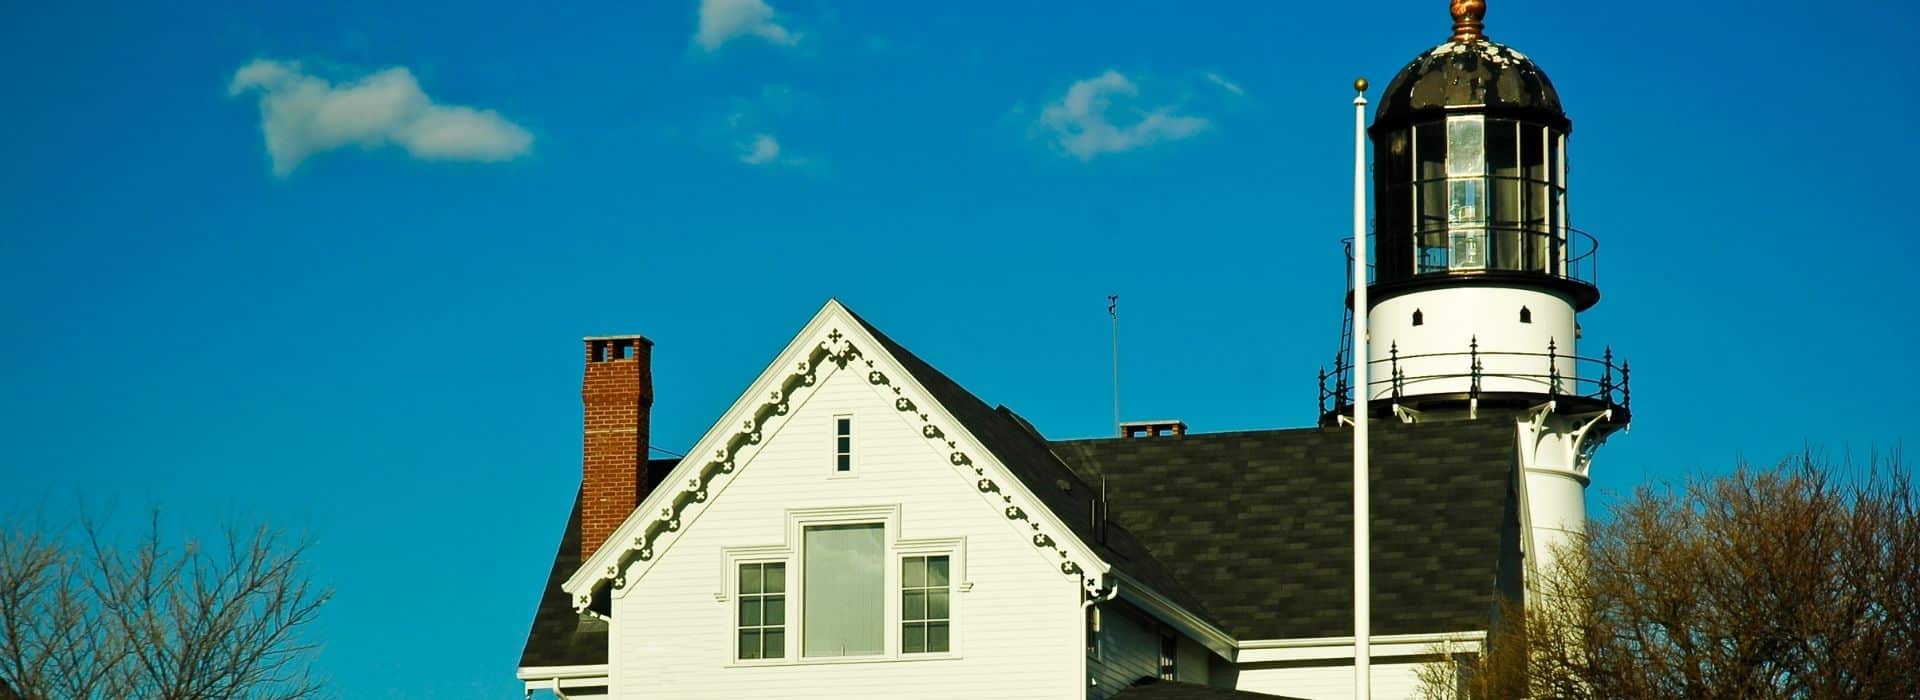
1519 307 1533 324
834 416 853 473
1412 309 1425 327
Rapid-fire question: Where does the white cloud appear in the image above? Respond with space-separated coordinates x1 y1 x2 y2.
1205 71 1245 96
1037 70 1208 161
228 59 532 176
695 0 798 51
739 133 781 164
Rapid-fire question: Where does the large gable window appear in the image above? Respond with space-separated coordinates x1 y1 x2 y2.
803 523 884 657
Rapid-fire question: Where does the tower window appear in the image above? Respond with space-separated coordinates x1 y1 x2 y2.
1519 307 1533 324
1412 309 1424 327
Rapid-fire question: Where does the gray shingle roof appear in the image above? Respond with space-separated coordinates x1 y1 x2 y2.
845 309 1215 620
1050 418 1521 641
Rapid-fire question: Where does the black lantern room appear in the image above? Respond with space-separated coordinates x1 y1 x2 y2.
1368 0 1598 310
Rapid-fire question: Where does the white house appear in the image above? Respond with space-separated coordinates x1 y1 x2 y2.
515 3 1631 698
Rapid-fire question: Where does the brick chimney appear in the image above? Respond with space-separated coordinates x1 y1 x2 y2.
581 335 653 560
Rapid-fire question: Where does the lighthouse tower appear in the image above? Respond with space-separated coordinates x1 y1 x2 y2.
1321 0 1631 592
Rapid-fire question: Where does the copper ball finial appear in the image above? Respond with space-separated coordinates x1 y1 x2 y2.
1354 77 1369 94
1450 0 1487 41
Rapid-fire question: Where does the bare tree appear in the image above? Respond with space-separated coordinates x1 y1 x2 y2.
0 509 330 700
1418 452 1920 699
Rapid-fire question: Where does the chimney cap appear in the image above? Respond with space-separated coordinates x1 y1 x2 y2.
582 334 654 343
1120 419 1188 439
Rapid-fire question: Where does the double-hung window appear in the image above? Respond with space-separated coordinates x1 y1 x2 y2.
736 562 786 660
900 555 950 653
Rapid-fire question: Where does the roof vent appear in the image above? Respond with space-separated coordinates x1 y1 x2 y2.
1120 420 1187 439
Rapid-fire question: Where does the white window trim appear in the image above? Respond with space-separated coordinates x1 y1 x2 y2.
896 537 965 658
720 506 968 668
722 545 792 665
830 413 856 478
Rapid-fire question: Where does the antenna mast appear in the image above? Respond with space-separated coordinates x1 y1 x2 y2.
1108 294 1121 434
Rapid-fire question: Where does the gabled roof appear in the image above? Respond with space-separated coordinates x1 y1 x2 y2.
1050 418 1521 641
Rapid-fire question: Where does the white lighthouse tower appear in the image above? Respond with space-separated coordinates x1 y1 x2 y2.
1322 0 1631 595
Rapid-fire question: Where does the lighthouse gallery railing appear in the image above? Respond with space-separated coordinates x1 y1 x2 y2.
1319 340 1630 417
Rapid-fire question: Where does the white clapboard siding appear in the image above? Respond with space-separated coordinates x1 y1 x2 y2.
1235 660 1428 700
605 367 1085 699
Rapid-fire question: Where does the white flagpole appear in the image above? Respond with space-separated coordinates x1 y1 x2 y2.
1351 76 1371 700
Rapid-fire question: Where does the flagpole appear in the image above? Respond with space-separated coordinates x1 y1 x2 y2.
1351 76 1371 700
1108 294 1120 435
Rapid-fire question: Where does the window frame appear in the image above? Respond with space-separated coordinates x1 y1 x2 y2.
724 545 793 665
802 522 887 658
733 560 789 662
831 413 856 477
899 553 953 655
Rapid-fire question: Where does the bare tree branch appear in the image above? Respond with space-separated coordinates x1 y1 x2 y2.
1419 452 1920 699
0 507 330 700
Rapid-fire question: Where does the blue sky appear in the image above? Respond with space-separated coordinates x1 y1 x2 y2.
2 0 1916 696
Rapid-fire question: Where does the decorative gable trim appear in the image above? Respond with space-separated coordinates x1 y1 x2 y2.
562 301 1112 610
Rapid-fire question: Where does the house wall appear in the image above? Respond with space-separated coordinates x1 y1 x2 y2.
1176 635 1212 685
1087 602 1156 697
1087 601 1218 698
1234 658 1430 700
604 366 1085 699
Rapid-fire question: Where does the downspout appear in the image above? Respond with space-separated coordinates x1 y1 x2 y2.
549 678 571 700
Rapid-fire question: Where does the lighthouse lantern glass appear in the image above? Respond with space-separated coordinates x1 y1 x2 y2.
1446 115 1487 270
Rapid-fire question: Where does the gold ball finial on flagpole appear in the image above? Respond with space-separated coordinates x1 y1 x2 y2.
1450 0 1487 42
1354 77 1368 94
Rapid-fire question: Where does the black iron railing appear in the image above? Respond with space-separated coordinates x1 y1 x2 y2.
1344 225 1599 287
1318 338 1629 416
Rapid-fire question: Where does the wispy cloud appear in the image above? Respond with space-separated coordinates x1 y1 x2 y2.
717 84 815 168
695 0 799 52
228 59 531 176
738 133 781 164
1036 70 1208 160
1204 72 1245 96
